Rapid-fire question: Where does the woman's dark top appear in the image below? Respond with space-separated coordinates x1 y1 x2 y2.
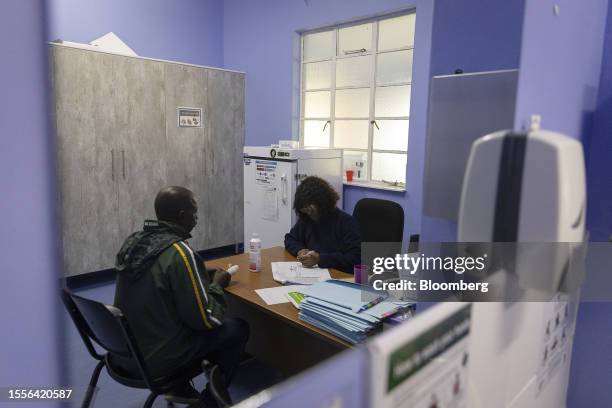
284 208 361 273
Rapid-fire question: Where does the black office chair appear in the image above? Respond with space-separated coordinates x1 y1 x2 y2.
207 365 232 408
353 198 404 244
61 289 231 408
353 198 405 283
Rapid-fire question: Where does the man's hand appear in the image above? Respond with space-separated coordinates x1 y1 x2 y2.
298 251 320 268
212 269 231 288
206 268 219 281
297 249 310 258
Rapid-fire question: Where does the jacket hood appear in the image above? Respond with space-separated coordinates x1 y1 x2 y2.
115 220 191 281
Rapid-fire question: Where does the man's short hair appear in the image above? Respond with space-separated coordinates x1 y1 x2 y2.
154 186 194 222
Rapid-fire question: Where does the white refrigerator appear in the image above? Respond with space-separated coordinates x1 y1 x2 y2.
243 146 343 249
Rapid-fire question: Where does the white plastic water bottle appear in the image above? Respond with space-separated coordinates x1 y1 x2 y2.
248 233 261 272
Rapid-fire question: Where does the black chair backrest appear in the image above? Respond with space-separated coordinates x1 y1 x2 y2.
61 289 159 390
61 288 141 359
353 198 404 243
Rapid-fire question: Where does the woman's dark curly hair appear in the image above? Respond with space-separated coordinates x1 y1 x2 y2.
293 176 339 219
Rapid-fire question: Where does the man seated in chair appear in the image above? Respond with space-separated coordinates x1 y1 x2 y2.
114 186 249 405
284 176 361 273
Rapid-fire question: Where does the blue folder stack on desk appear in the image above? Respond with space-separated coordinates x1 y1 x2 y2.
298 280 413 344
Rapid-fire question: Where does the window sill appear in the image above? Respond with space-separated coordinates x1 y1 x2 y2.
343 180 406 192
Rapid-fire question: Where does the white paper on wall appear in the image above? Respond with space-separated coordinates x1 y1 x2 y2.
263 187 278 221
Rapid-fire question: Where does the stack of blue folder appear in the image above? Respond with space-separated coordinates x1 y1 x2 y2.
298 280 413 344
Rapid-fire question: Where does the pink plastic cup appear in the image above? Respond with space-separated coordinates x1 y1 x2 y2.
354 264 368 284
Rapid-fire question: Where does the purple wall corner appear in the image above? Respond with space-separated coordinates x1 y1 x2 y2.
1 0 62 392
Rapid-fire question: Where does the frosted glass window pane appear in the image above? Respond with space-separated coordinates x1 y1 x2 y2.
343 150 368 181
376 50 413 85
334 120 369 149
338 23 372 55
373 120 409 151
303 120 330 147
335 88 370 118
375 85 411 117
304 91 330 118
303 61 332 90
378 14 416 51
303 30 335 61
336 56 371 87
372 152 407 183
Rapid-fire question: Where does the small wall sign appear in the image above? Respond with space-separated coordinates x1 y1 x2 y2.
178 107 202 128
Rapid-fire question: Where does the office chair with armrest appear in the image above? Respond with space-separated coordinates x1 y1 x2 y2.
61 288 224 408
207 365 232 408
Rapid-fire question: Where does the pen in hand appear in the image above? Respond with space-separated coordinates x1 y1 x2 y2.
297 250 319 267
297 250 314 261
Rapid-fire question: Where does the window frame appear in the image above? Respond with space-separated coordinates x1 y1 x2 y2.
299 11 416 191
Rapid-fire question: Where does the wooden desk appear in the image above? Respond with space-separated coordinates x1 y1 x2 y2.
207 246 353 376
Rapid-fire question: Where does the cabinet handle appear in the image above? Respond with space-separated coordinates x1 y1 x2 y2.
121 149 126 180
111 149 115 181
344 48 366 55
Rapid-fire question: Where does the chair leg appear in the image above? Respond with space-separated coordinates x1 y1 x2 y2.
81 360 105 408
143 392 158 408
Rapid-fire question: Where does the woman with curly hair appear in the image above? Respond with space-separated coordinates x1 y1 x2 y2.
284 176 361 273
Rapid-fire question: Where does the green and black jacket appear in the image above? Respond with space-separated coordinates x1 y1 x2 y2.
113 220 226 376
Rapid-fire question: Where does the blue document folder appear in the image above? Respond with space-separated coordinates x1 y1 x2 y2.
300 279 385 312
297 279 414 343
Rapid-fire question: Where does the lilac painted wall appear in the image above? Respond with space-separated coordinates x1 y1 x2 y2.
513 1 609 406
514 0 607 137
586 1 612 242
568 303 612 407
421 0 526 242
223 0 434 242
47 0 224 66
0 0 61 400
430 0 524 77
569 1 612 407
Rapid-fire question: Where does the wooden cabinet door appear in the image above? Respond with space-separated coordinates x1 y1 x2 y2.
163 64 209 250
115 57 168 242
51 47 120 275
206 70 245 248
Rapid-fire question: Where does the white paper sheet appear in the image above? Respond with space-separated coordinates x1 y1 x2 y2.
255 285 305 305
271 262 331 285
262 187 278 220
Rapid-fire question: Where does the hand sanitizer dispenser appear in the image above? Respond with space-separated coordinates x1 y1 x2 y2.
458 128 586 407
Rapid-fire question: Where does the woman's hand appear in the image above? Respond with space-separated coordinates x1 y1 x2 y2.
298 251 320 268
